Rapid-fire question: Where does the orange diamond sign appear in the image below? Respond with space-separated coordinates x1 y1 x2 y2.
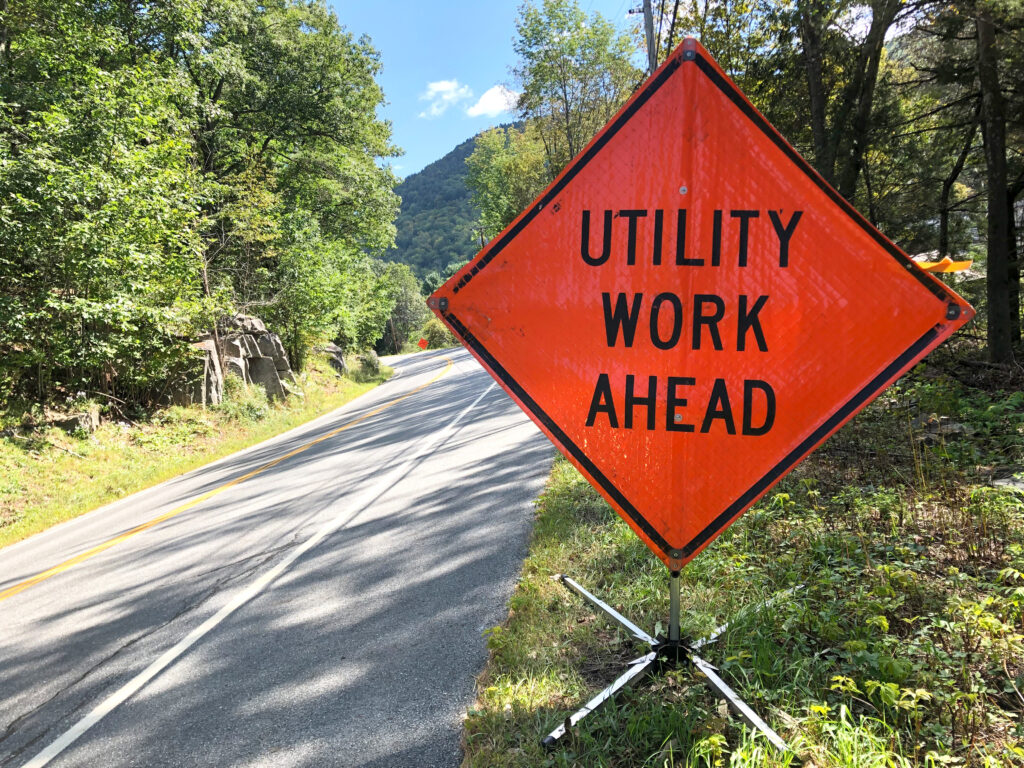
428 39 973 570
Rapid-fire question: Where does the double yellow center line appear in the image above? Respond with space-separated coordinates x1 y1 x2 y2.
0 357 454 603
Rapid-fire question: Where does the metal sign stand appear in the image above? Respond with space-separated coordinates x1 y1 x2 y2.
542 572 791 753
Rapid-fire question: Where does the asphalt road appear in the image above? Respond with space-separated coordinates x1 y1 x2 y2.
0 349 552 767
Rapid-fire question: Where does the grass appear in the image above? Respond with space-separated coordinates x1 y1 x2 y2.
0 354 392 549
462 347 1024 767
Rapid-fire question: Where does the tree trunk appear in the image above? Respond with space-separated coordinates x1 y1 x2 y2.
939 116 978 258
835 0 902 201
862 158 878 226
976 13 1013 362
558 78 576 160
1010 170 1024 343
0 0 9 73
1009 186 1020 342
798 4 832 183
662 0 681 62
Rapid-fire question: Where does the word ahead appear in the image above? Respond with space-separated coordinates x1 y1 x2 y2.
586 374 775 436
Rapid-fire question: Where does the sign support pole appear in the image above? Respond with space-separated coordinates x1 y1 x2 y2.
542 572 791 754
668 570 681 644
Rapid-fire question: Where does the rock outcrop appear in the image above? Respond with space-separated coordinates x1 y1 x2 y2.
317 342 348 376
218 315 296 401
49 405 101 435
169 314 299 406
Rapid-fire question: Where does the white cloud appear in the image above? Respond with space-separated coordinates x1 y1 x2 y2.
466 85 520 118
418 79 473 118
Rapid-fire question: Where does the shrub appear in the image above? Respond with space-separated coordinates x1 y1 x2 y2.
358 350 380 377
215 374 270 421
418 317 456 349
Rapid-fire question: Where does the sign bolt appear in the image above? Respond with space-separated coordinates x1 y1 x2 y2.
679 186 688 194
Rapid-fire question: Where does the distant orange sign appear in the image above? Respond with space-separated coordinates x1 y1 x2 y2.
428 38 973 570
417 338 429 350
917 257 973 273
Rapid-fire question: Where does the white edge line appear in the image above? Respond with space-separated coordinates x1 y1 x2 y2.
22 379 496 768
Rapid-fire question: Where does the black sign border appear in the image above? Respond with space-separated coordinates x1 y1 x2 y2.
441 45 959 562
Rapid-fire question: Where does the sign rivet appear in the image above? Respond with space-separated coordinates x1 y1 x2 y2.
679 186 688 194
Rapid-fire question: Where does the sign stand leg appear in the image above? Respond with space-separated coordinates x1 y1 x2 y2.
542 572 791 754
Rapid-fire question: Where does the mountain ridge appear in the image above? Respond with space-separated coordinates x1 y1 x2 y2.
386 134 481 276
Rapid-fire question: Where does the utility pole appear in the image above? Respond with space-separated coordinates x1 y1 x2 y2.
642 0 657 74
629 2 659 74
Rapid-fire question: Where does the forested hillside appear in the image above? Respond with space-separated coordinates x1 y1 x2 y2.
388 134 481 277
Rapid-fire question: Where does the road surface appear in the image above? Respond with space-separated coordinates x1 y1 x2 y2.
0 349 552 767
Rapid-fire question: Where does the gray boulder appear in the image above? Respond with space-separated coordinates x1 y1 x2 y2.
318 343 347 376
221 336 245 359
226 314 267 334
256 334 277 358
51 407 100 435
241 334 260 358
249 356 285 401
193 340 223 406
198 316 299 401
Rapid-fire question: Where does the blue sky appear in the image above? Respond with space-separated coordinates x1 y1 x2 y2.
329 0 639 179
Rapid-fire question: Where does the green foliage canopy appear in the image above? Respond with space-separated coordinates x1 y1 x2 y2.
375 263 429 355
0 0 402 403
513 0 642 175
465 123 548 241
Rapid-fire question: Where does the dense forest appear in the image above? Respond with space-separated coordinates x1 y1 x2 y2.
387 134 481 278
0 0 408 405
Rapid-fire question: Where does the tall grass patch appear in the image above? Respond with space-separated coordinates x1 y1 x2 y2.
0 355 391 548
